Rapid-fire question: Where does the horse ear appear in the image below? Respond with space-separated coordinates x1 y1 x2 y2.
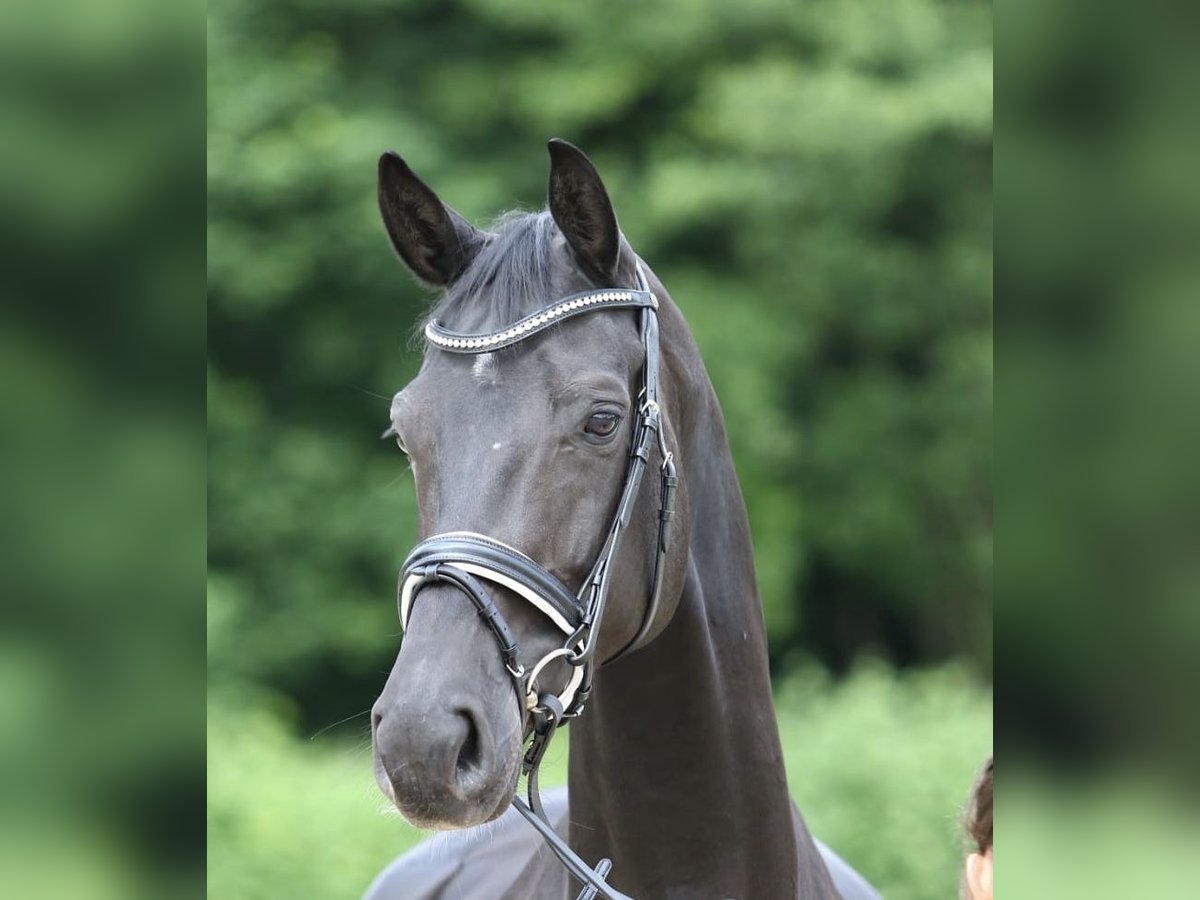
377 151 484 287
547 138 621 280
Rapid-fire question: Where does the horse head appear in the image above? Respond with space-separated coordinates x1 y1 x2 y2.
371 141 689 830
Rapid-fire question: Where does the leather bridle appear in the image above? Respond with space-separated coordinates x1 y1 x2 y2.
396 264 676 900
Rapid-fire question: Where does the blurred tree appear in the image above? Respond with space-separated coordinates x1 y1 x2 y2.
208 0 992 726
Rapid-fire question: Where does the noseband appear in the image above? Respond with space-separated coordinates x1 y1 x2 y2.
396 265 676 899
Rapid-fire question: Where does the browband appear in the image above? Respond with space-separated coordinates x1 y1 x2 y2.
425 289 657 353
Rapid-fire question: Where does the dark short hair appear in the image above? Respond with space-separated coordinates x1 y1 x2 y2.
964 755 993 853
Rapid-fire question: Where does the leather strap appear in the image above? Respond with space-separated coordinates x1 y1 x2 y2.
402 563 525 680
425 289 656 354
402 533 582 633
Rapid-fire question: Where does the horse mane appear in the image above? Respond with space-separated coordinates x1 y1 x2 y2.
428 210 559 333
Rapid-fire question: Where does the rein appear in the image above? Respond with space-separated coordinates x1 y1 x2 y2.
396 265 676 900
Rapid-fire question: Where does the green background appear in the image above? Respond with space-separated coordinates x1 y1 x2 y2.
208 0 993 897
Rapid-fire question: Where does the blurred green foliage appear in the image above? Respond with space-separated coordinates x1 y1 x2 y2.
998 0 1200 776
1 1 204 897
208 0 992 895
208 0 992 730
209 664 992 900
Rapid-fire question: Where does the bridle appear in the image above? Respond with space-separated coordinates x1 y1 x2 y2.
396 264 676 900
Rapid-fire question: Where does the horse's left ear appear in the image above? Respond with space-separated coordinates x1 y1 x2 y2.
547 138 621 280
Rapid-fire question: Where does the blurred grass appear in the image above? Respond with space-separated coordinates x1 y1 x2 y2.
777 663 991 900
209 663 991 900
1003 766 1200 900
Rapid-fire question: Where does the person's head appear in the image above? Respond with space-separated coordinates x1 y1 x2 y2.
962 755 993 899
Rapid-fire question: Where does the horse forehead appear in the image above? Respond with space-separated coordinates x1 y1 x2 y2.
403 360 548 437
406 312 641 422
441 332 629 388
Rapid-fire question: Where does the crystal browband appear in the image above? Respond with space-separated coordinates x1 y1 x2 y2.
424 289 657 354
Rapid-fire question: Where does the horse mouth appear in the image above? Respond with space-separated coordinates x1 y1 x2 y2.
373 723 523 831
377 759 519 831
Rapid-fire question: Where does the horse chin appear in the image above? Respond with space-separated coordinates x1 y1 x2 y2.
377 723 523 831
388 755 520 831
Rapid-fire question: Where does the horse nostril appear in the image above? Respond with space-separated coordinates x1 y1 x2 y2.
371 708 383 733
454 710 481 777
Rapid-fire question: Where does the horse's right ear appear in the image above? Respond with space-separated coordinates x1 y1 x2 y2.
377 152 485 287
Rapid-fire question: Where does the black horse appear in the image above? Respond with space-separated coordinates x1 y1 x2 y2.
366 140 879 899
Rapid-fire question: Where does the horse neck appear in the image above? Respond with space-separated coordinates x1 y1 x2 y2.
565 309 834 898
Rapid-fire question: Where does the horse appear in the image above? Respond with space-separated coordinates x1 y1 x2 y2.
365 139 880 899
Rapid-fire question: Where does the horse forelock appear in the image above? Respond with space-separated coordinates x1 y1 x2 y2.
429 210 561 335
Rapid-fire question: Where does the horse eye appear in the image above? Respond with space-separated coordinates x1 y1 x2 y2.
382 424 407 454
584 412 620 438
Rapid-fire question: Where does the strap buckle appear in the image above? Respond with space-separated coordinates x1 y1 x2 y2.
524 648 574 711
576 858 614 900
